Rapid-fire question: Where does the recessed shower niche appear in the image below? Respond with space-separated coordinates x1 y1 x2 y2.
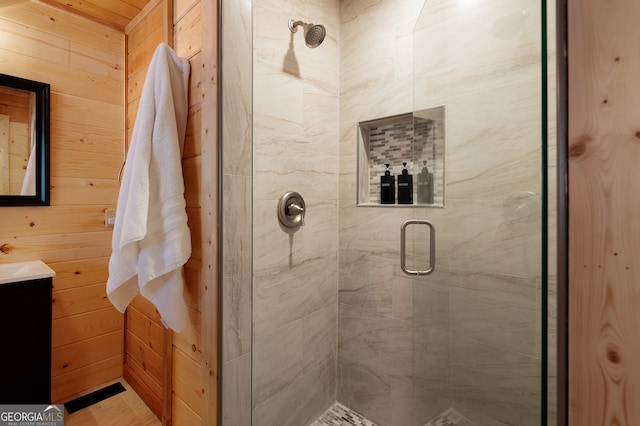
357 106 445 207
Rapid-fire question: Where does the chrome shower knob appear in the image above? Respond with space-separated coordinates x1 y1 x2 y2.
278 191 306 228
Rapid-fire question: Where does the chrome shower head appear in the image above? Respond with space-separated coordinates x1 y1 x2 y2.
288 19 326 48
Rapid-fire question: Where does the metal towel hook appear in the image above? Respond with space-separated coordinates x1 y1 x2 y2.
117 161 126 184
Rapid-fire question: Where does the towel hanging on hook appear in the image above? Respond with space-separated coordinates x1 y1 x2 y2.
107 42 191 332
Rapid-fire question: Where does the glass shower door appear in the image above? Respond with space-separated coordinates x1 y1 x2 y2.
411 0 548 425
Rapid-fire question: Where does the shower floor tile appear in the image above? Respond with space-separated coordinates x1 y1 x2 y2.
311 402 378 426
424 408 473 426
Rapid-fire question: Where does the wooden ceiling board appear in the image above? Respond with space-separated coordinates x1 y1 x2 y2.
38 0 152 32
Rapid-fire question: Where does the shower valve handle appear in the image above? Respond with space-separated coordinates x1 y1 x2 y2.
278 191 306 229
287 203 305 226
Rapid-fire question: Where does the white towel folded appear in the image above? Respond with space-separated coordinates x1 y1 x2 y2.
107 43 191 332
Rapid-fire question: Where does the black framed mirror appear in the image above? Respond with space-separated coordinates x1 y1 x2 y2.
0 73 50 206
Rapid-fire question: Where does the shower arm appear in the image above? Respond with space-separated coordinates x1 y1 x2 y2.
288 20 305 33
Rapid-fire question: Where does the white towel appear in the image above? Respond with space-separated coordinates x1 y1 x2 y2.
107 43 191 332
20 148 36 196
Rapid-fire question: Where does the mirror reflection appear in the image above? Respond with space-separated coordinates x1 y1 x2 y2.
0 73 50 206
0 85 36 196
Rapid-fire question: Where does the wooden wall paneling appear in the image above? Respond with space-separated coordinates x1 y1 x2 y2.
51 330 123 376
173 392 202 424
49 177 120 205
51 115 123 147
52 308 124 348
124 1 169 420
184 257 204 311
0 207 115 237
172 0 214 423
182 156 202 207
0 115 9 193
39 0 135 32
50 257 110 290
126 329 164 380
0 1 123 55
172 1 201 60
52 282 113 319
172 347 203 414
127 306 163 357
173 0 200 23
173 307 203 363
0 1 125 401
123 358 163 416
569 0 640 424
183 52 203 159
199 0 219 423
52 355 123 402
0 231 113 263
0 52 122 105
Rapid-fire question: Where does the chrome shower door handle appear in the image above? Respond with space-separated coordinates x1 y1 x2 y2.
400 219 435 276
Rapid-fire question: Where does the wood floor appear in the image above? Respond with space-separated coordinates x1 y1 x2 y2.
63 378 161 426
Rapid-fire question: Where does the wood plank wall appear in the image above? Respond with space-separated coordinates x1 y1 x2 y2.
125 0 216 424
0 0 125 402
569 0 640 424
123 1 169 419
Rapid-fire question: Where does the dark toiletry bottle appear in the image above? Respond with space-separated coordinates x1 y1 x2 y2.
397 162 413 204
418 160 434 204
380 163 395 204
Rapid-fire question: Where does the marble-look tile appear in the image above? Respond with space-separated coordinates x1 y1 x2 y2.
304 92 340 147
252 319 304 407
253 198 337 273
254 0 305 57
451 338 541 426
253 125 339 201
339 249 393 316
222 175 252 363
338 303 413 382
438 198 541 278
252 197 337 336
338 206 417 261
412 272 450 329
449 271 538 358
303 302 338 373
253 64 304 126
253 357 336 426
339 75 414 120
337 360 412 426
222 0 252 176
391 268 414 322
445 62 541 130
222 352 252 426
444 123 542 201
253 254 337 339
412 330 452 426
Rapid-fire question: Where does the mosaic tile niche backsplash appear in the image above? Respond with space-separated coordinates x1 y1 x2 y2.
362 108 444 205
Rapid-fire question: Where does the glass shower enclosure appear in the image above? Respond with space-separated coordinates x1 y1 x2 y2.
220 0 556 424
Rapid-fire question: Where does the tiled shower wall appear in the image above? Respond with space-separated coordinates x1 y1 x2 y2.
339 0 547 425
221 0 253 424
250 0 340 425
412 0 546 424
337 1 445 424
